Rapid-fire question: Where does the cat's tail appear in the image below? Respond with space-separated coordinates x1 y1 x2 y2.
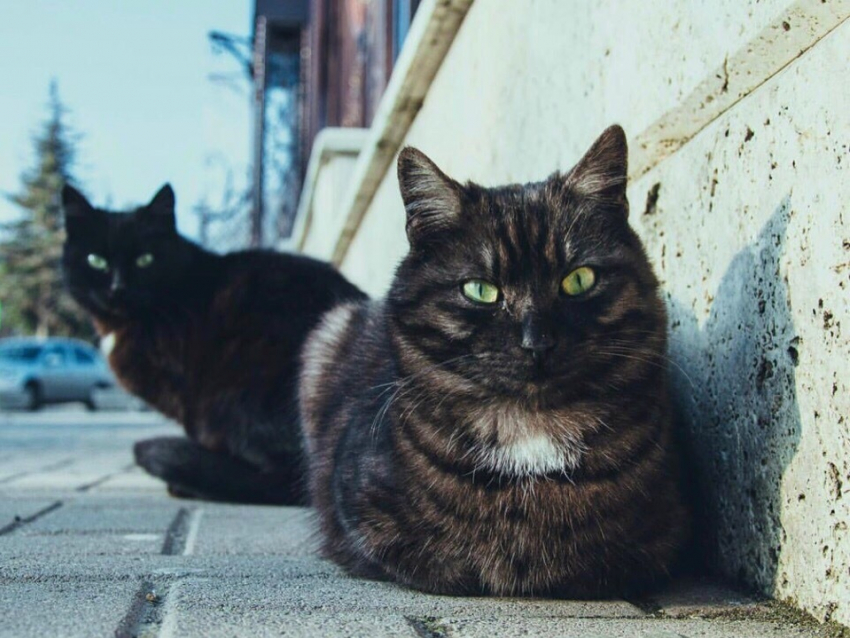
133 436 306 505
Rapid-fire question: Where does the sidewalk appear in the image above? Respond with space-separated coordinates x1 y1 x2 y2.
0 411 837 637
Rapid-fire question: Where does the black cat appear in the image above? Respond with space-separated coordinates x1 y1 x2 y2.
62 183 366 504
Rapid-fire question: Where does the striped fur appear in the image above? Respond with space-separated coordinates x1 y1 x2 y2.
300 126 690 597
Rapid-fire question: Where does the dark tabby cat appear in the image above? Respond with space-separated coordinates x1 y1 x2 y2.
62 184 365 504
300 126 690 596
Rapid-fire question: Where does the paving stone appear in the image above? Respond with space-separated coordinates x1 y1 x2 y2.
0 553 337 582
0 453 78 484
24 496 182 534
0 498 58 531
0 580 140 638
166 574 645 619
0 530 165 559
162 579 418 638
0 412 837 637
94 467 167 491
651 577 771 619
9 456 134 491
193 504 320 556
431 616 821 637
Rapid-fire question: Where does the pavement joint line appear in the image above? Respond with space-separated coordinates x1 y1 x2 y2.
0 500 63 535
0 458 75 485
160 507 193 556
0 471 31 485
406 615 452 638
181 508 204 556
153 580 184 638
625 594 663 617
114 579 170 638
75 462 137 492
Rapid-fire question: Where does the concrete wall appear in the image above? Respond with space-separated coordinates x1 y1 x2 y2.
301 0 850 626
287 128 368 257
300 151 362 259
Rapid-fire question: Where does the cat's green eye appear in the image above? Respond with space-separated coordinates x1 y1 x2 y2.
136 253 154 268
87 254 108 271
561 266 596 296
462 280 500 304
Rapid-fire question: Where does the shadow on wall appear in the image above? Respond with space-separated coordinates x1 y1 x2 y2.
668 194 801 593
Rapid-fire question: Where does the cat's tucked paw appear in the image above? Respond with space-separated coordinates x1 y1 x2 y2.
133 437 188 480
167 484 199 499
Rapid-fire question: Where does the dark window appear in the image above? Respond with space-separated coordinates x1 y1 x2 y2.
393 0 422 61
0 346 43 362
261 27 302 243
74 348 96 365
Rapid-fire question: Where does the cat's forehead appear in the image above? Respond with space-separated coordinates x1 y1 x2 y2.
464 181 603 276
78 210 152 248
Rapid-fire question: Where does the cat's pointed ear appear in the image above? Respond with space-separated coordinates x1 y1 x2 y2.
62 184 94 218
62 184 97 238
564 125 629 214
397 147 462 247
143 183 176 229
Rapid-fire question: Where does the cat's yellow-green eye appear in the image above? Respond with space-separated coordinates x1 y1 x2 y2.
561 266 596 296
87 254 108 271
462 279 500 304
136 253 154 268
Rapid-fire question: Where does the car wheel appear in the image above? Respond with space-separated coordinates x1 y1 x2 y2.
24 382 42 412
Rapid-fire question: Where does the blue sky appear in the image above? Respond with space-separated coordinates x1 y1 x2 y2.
0 0 253 238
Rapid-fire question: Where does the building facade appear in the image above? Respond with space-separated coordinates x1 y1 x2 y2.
249 0 420 246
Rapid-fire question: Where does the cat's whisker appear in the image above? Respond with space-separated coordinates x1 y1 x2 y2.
595 346 697 391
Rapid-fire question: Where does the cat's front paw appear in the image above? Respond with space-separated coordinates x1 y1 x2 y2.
167 483 198 499
133 436 187 480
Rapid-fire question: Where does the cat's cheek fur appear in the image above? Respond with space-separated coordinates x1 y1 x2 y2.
299 302 359 444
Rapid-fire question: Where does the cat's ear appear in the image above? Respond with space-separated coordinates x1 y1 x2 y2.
62 184 97 238
142 183 176 230
397 147 462 246
62 184 94 217
564 125 629 215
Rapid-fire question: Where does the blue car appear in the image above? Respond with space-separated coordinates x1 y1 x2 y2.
0 337 115 410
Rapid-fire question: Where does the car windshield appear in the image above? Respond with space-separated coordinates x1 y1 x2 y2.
0 346 43 363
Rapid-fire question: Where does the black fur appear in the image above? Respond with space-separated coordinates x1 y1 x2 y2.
62 183 367 504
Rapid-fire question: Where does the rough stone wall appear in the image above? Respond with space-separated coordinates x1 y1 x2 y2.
629 25 849 620
324 0 850 625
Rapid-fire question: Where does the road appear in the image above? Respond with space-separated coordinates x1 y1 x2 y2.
0 409 831 637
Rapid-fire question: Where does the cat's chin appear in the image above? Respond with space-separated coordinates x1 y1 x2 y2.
486 371 593 408
470 376 565 408
85 292 132 319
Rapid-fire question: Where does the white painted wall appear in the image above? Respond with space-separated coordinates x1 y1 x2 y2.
301 0 850 625
300 155 362 259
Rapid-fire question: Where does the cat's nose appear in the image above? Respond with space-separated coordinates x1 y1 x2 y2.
520 313 557 359
109 271 126 295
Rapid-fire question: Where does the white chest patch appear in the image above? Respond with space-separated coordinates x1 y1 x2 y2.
100 332 116 358
468 405 586 478
483 433 570 477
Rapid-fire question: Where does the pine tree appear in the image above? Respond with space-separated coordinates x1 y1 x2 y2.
0 83 94 339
